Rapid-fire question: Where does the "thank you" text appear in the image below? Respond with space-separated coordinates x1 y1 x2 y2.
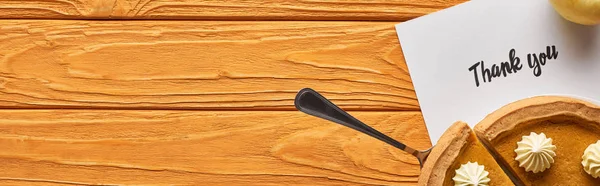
467 45 558 87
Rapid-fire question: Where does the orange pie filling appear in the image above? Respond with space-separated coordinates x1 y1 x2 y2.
488 116 600 185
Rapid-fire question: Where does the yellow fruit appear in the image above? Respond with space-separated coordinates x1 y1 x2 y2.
549 0 600 25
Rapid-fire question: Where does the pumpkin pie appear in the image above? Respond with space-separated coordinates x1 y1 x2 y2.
474 96 600 185
418 121 515 186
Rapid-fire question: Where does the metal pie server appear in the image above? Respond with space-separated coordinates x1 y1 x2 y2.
294 88 432 168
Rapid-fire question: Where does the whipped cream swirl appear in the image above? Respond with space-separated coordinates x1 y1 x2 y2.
582 140 600 178
452 161 490 186
514 132 557 173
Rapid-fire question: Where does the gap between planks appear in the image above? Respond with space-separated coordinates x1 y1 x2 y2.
0 106 421 112
0 18 417 22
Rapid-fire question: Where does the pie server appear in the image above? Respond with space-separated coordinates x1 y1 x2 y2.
294 88 433 168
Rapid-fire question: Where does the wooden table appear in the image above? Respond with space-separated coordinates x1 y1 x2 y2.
0 0 465 185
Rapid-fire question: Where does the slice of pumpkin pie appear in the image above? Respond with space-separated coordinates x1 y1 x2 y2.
474 96 600 185
418 121 515 186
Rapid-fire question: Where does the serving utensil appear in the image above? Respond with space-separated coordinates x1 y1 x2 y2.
293 88 433 168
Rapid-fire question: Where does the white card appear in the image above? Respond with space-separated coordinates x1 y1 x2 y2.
394 0 600 145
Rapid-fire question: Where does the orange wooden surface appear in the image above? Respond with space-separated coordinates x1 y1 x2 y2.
0 0 466 20
0 20 417 111
0 110 431 185
0 0 465 185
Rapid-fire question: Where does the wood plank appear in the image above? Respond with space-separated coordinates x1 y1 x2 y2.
0 20 418 110
0 0 466 21
0 110 430 185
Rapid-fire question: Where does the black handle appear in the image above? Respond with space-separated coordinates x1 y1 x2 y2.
294 88 415 153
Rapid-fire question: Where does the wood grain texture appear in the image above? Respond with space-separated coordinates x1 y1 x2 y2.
0 110 430 185
0 20 418 110
0 0 467 21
